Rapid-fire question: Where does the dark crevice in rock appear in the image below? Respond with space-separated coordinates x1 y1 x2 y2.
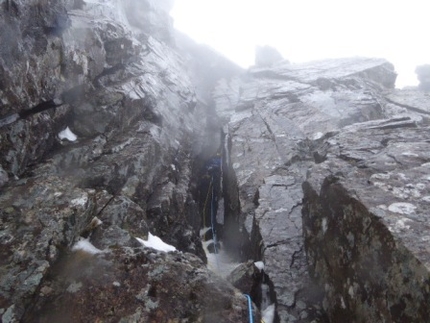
252 272 279 320
221 131 252 261
192 127 251 261
221 138 282 320
18 99 63 119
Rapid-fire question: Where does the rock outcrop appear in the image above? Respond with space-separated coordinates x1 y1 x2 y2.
302 116 430 322
2 0 430 322
415 64 430 91
0 0 249 322
255 45 285 67
214 56 430 322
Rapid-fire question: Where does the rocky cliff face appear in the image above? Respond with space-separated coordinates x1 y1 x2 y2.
0 1 249 322
214 58 430 322
1 1 430 323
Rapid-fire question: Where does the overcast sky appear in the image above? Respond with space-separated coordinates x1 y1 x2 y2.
171 0 429 88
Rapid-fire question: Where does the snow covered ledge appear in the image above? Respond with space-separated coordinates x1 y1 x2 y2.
136 233 176 253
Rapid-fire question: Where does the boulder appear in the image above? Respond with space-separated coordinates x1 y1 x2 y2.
255 45 285 67
212 56 430 322
303 117 430 322
415 64 430 91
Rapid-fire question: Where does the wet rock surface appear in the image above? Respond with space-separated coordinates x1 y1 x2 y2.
0 0 241 321
24 247 251 323
215 56 430 322
302 118 430 322
2 0 430 322
214 56 397 322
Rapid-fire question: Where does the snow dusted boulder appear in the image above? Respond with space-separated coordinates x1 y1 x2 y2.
302 117 430 322
213 56 397 321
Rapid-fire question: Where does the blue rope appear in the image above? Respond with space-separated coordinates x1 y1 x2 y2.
243 294 254 323
210 176 220 270
210 179 218 254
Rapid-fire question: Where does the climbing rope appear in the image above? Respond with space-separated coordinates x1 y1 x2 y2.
210 178 218 254
202 176 213 230
201 175 220 269
244 294 254 323
210 175 221 271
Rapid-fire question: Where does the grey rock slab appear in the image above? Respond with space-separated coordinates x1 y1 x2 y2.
250 57 396 88
220 57 399 322
0 175 96 320
303 121 430 322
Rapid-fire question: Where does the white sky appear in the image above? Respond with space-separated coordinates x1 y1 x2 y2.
171 0 430 88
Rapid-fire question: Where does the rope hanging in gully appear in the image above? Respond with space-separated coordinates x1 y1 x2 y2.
202 155 257 323
210 178 218 255
202 177 213 230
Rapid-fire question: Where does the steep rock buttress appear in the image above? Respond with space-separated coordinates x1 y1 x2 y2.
0 1 251 322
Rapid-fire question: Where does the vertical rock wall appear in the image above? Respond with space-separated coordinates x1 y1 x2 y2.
214 55 430 322
302 118 430 322
0 1 251 321
212 57 430 322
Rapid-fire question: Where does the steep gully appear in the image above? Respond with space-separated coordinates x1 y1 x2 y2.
192 126 279 322
0 87 280 321
176 29 283 321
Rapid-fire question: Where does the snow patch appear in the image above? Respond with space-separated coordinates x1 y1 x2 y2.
261 304 275 323
72 237 103 254
389 217 412 233
136 233 176 252
58 127 77 142
398 173 408 180
254 261 265 271
396 218 411 231
377 204 388 210
388 202 416 215
70 195 88 207
313 132 324 140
